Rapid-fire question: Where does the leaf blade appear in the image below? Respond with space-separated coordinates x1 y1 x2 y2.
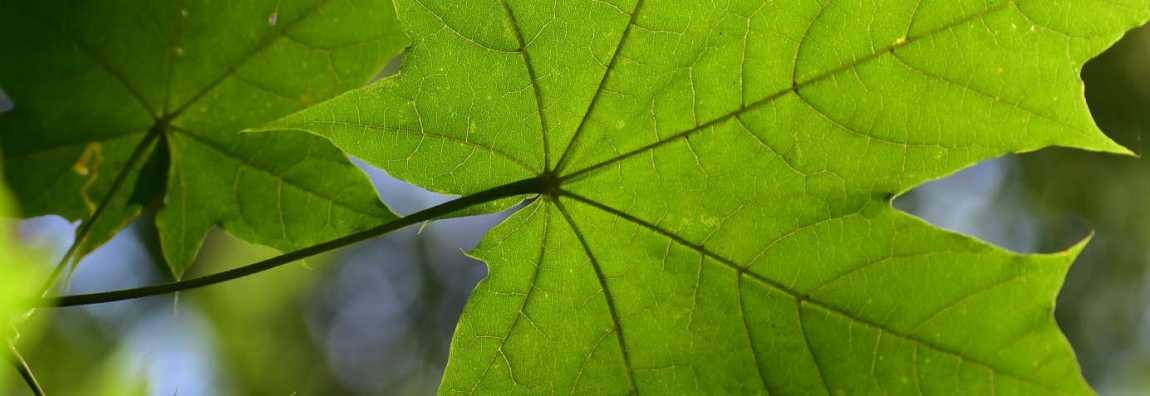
269 0 1150 394
0 0 410 276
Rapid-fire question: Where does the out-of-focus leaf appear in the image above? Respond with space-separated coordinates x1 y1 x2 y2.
0 176 42 391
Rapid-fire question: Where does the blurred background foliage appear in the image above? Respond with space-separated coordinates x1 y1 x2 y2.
1 21 1150 396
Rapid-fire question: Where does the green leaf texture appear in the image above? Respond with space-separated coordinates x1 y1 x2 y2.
266 0 1149 394
0 0 408 276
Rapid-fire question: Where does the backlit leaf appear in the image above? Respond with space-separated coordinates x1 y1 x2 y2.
265 0 1149 394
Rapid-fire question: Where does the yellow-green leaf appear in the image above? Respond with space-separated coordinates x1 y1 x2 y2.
264 0 1150 394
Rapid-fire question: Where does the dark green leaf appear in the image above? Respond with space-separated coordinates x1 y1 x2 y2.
0 0 409 276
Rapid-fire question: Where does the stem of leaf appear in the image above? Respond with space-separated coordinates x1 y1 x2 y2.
7 125 165 395
36 127 165 298
37 176 547 308
7 339 44 396
5 127 165 394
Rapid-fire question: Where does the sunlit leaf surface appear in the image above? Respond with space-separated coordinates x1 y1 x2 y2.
270 0 1150 393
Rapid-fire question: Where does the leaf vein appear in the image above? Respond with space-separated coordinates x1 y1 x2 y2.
559 0 1014 182
553 0 644 172
558 192 1065 393
554 200 639 394
295 120 538 173
169 0 336 117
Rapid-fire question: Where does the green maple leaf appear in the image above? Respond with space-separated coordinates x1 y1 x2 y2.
0 0 408 276
265 0 1148 394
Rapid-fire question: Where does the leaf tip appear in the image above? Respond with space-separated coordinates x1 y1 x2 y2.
1058 134 1138 158
1088 134 1137 157
1109 142 1138 158
1063 231 1095 258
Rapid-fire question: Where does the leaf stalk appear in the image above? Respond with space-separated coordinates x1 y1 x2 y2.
7 339 44 396
36 125 166 297
37 176 547 307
